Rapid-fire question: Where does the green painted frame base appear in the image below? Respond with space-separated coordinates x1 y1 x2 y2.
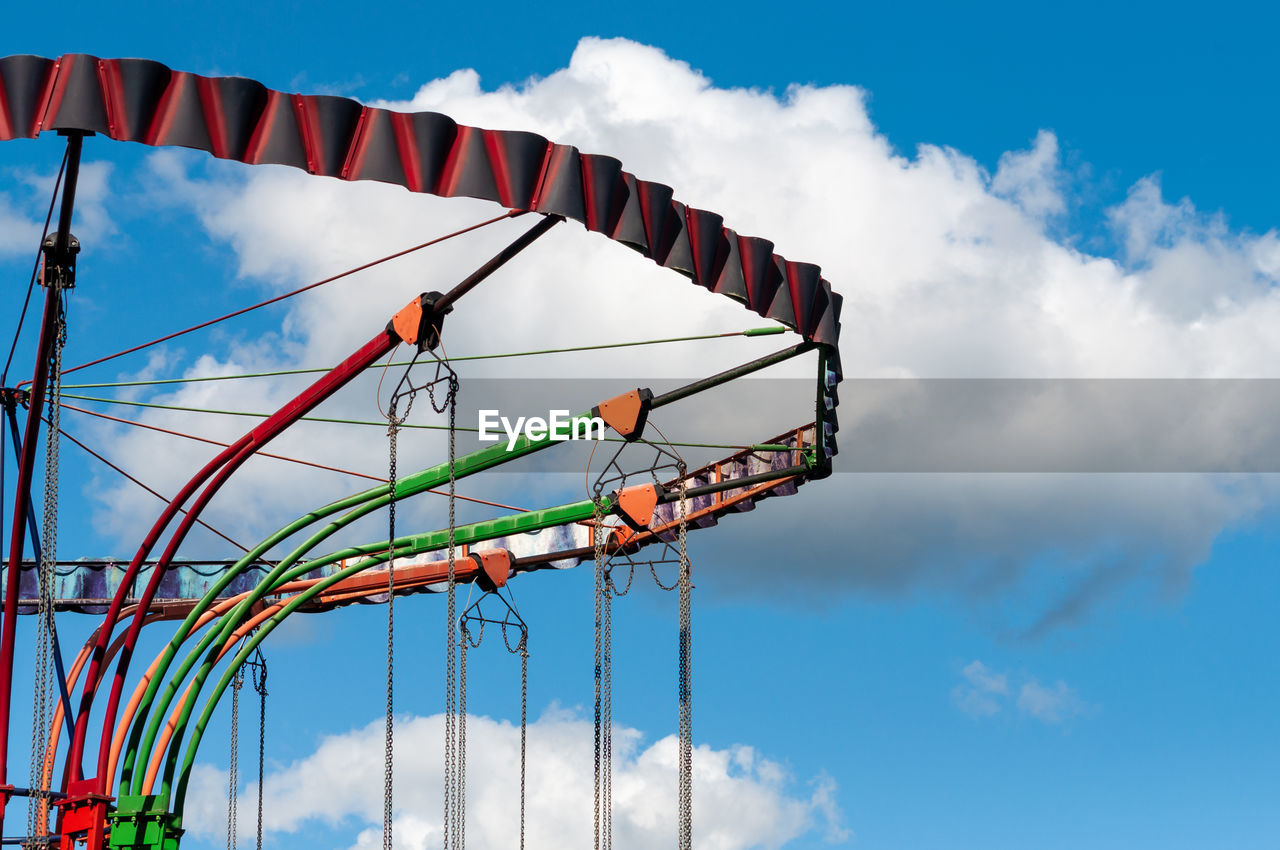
108 795 183 850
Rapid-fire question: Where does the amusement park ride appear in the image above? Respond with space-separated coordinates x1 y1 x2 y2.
0 54 843 849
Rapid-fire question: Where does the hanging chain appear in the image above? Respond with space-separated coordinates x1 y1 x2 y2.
383 416 397 850
459 591 529 850
602 565 613 850
676 467 693 850
589 425 695 850
592 506 604 850
251 650 268 850
519 633 528 850
384 395 405 850
27 306 64 845
227 665 243 850
425 364 458 850
592 505 615 850
385 347 460 850
447 375 461 850
458 623 467 850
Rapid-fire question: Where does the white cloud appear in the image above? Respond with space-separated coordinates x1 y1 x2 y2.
991 130 1065 219
183 709 848 849
82 36 1280 628
953 661 1089 725
0 192 42 255
951 660 1009 718
0 161 115 258
1017 680 1089 725
962 660 1009 695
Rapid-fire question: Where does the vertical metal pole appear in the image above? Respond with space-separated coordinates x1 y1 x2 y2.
0 132 84 833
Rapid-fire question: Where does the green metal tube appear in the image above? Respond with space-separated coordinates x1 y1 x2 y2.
166 497 602 814
123 411 597 794
119 489 379 794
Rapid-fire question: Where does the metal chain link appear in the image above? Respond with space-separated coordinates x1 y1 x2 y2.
519 637 528 850
27 307 64 846
384 401 403 850
251 652 268 850
591 505 616 850
592 506 604 850
457 594 527 850
458 625 467 850
449 378 461 850
677 468 693 850
589 431 694 850
438 371 459 850
227 666 243 850
602 571 613 850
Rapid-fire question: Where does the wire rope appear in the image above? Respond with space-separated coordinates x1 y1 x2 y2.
58 327 785 391
47 210 520 383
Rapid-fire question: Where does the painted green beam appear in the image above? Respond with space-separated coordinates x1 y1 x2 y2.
121 409 601 794
163 497 603 813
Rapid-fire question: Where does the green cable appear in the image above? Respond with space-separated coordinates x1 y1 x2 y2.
64 394 470 432
63 326 786 390
62 394 777 452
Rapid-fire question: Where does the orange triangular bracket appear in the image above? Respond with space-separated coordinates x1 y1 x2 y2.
470 549 513 591
593 388 653 441
387 290 452 350
613 483 659 531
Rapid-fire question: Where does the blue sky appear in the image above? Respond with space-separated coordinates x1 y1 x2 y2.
2 2 1279 849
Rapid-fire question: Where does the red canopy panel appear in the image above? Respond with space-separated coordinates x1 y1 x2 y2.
0 54 843 347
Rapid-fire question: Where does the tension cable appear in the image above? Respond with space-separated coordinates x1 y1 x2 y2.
52 210 520 383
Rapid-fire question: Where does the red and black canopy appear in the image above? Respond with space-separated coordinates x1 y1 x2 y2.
0 54 842 348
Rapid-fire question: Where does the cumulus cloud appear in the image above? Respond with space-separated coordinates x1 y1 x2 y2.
953 661 1089 725
183 709 848 850
80 37 1280 629
991 130 1065 220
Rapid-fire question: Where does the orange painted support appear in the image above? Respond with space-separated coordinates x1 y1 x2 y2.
615 483 659 531
595 389 651 440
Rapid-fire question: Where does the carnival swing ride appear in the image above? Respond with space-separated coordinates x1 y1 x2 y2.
0 54 843 849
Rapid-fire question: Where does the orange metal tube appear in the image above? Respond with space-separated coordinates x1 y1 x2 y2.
40 607 158 822
102 593 253 794
139 597 288 794
130 552 505 795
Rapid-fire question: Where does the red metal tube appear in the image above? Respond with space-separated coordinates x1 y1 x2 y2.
65 212 558 793
64 328 397 788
